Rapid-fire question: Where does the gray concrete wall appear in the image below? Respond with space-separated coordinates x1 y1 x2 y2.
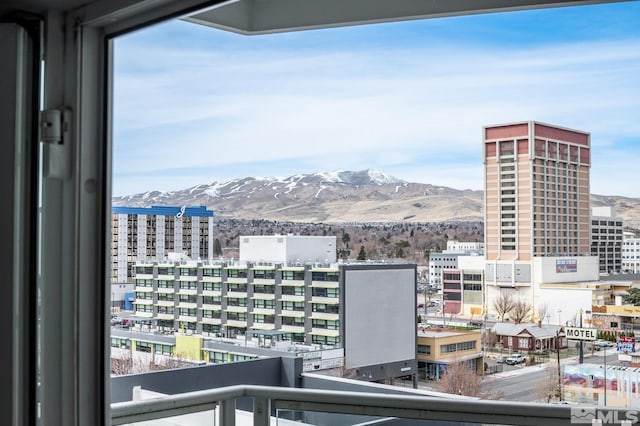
111 356 301 404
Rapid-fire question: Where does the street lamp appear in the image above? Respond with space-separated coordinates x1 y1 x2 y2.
557 309 562 325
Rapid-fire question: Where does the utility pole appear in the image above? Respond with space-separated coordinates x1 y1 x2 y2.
579 308 584 364
603 345 608 406
556 330 562 401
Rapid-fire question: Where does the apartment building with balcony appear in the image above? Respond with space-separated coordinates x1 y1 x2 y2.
591 206 623 274
129 235 418 382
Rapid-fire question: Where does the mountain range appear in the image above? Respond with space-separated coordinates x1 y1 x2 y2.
113 169 640 228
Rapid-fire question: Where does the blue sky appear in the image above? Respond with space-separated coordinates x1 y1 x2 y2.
113 1 640 197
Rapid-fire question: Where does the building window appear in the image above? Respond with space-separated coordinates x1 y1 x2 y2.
311 271 339 281
178 308 197 317
417 344 431 354
134 304 153 313
312 319 339 330
281 286 305 296
228 283 248 292
111 338 131 349
226 297 247 307
179 294 197 304
157 266 174 275
202 296 222 305
158 279 174 289
226 268 248 278
312 287 339 298
282 270 305 280
135 342 152 353
157 306 174 315
135 279 153 287
179 267 198 276
253 284 275 294
463 283 482 291
227 312 247 321
312 303 339 314
202 309 221 319
253 314 275 324
253 269 275 279
202 267 222 277
179 281 198 290
202 324 221 335
282 301 305 311
440 341 476 353
135 291 153 300
135 266 154 275
281 316 305 326
203 282 222 291
253 299 275 309
154 344 174 356
312 335 340 346
157 293 173 302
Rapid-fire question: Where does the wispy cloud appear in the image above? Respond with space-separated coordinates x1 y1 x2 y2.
113 4 640 197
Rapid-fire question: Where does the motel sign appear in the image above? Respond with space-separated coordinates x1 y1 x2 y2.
565 327 598 341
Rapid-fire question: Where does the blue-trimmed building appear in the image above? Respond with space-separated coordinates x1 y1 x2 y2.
112 206 215 288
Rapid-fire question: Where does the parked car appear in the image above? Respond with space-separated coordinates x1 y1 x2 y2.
594 340 615 349
495 355 506 364
505 354 526 365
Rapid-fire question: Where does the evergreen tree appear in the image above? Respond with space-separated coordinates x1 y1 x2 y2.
357 245 367 260
624 288 640 306
213 238 222 256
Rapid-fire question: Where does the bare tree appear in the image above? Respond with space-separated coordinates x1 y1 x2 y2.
437 362 483 397
436 361 503 400
537 302 550 324
492 292 516 322
511 299 533 324
536 361 562 403
482 330 498 351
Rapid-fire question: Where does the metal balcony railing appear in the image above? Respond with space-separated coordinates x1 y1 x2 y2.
110 384 599 426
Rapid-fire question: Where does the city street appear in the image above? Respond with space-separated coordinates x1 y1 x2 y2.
416 350 621 403
485 351 620 402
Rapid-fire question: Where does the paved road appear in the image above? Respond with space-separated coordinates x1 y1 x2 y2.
416 351 622 402
485 352 620 402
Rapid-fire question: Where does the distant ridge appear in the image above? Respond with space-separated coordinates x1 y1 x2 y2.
113 169 640 228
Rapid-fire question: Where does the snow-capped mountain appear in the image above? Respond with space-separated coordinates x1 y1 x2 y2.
112 169 640 226
112 169 484 223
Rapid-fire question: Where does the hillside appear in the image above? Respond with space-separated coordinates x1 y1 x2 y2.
113 169 640 228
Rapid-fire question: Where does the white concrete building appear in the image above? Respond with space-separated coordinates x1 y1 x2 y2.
622 232 640 274
239 235 336 265
441 255 486 317
112 206 215 286
446 241 485 253
429 241 484 288
591 206 623 274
